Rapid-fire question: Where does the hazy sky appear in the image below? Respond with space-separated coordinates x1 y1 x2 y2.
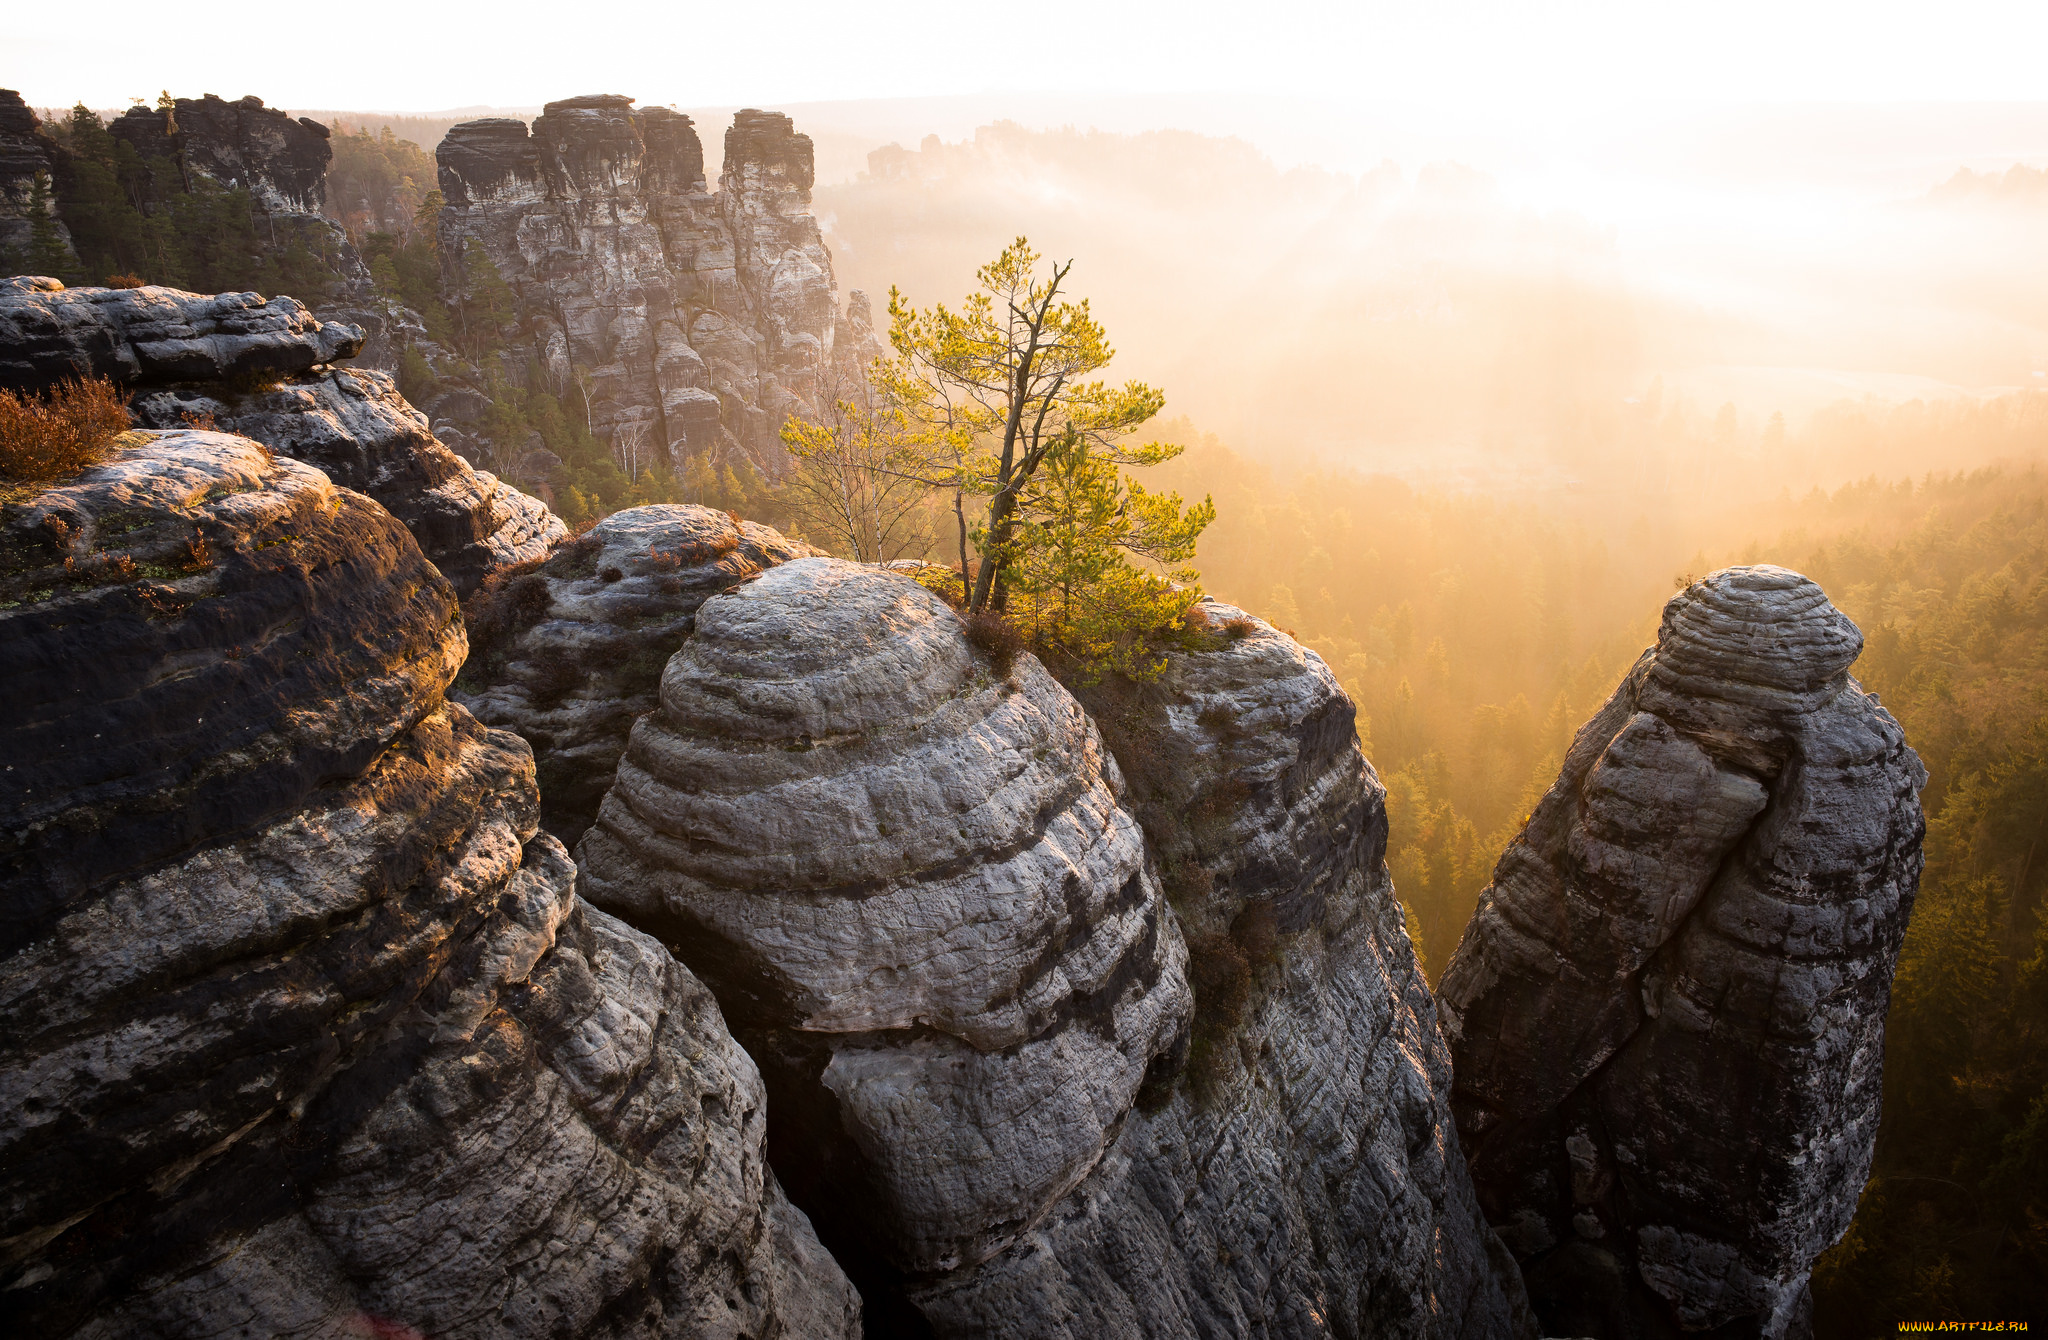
8 0 2048 114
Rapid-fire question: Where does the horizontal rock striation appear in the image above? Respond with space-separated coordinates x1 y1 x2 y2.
1438 566 1925 1339
1 279 562 596
577 558 1193 1291
436 97 876 472
0 278 363 390
454 502 816 845
0 433 857 1337
912 600 1532 1338
130 365 564 595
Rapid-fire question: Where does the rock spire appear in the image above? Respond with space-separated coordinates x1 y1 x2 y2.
1438 566 1925 1338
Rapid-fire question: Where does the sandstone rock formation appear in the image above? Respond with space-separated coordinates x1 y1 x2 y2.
129 365 563 595
109 94 335 215
0 91 74 269
1438 566 1925 1339
105 93 372 297
0 276 364 388
910 600 1533 1338
0 277 563 595
0 431 858 1337
576 558 1194 1297
455 502 816 845
436 97 876 472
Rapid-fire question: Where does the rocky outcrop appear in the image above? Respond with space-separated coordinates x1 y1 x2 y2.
454 503 817 845
0 278 563 596
109 94 334 215
130 365 564 595
576 558 1193 1300
0 91 74 270
1438 566 1924 1339
0 431 858 1337
436 96 876 472
105 93 371 296
910 600 1532 1338
0 277 363 389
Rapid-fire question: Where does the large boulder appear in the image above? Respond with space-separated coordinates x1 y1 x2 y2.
1438 566 1925 1339
454 503 818 844
911 600 1534 1338
577 558 1193 1295
0 432 858 1337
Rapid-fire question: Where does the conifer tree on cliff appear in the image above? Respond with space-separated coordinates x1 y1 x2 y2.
883 238 1179 614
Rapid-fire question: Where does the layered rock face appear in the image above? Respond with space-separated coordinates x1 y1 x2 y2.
437 96 874 471
455 502 816 845
0 278 562 595
911 600 1532 1338
0 91 74 268
1438 567 1925 1339
577 559 1193 1293
0 431 857 1337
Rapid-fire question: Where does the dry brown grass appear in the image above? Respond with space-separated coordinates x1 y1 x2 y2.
105 273 147 289
0 378 132 482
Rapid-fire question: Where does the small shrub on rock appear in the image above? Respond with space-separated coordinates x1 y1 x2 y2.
0 377 130 482
963 609 1026 674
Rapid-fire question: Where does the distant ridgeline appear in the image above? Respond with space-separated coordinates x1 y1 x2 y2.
0 89 873 528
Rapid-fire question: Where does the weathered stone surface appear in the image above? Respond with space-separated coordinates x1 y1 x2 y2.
435 98 876 472
0 278 363 390
1438 566 1925 1339
0 91 74 269
130 366 564 595
0 433 860 1337
913 600 1532 1338
455 503 816 845
577 558 1193 1287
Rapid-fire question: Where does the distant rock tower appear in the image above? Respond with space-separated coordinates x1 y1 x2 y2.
435 97 877 474
1439 566 1925 1339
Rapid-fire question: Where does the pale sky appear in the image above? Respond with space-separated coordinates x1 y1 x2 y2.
7 0 2048 115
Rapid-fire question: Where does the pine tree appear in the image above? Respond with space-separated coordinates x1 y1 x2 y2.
26 172 76 281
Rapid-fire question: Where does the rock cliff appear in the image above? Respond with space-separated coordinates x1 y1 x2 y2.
105 93 371 295
910 600 1532 1338
0 278 562 595
436 97 875 472
576 559 1194 1299
455 502 817 845
0 91 74 270
109 94 335 216
0 431 857 1337
1438 566 1924 1338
